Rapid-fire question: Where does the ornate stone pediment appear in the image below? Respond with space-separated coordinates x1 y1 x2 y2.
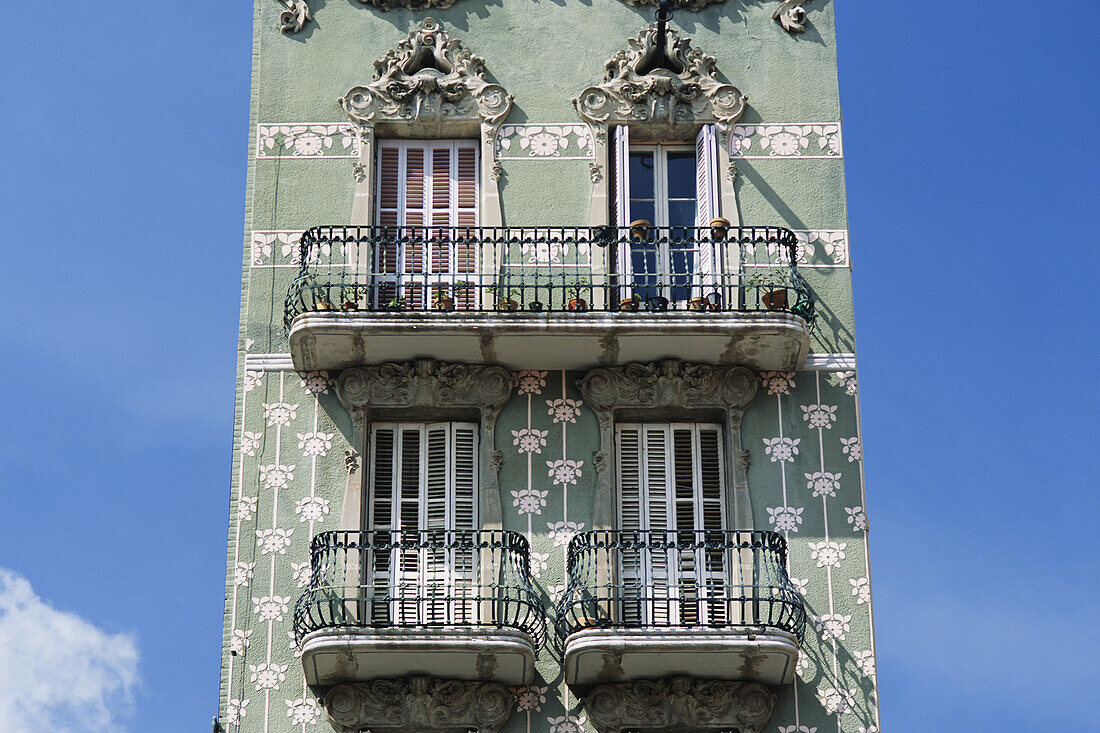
324 677 513 733
579 361 757 413
336 359 512 413
340 18 513 130
573 22 746 136
584 678 777 733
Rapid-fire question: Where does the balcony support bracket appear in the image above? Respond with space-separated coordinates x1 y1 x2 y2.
323 676 513 733
584 677 777 733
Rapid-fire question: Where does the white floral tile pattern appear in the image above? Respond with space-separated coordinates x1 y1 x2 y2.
514 370 548 395
256 528 293 555
808 540 846 568
763 437 800 462
234 561 255 588
237 496 258 522
511 685 547 712
230 629 253 655
845 506 869 532
291 561 311 588
511 487 549 515
730 124 842 158
294 495 330 522
225 698 249 724
854 650 876 677
801 403 838 429
496 124 594 160
512 428 549 454
760 371 796 395
249 662 288 691
529 551 550 579
547 713 587 733
259 463 295 490
297 431 334 457
547 521 584 547
299 370 334 395
256 123 359 159
546 459 584 486
815 613 851 641
816 686 855 715
841 436 863 462
827 370 859 395
252 595 290 622
805 471 841 497
547 398 583 423
791 230 849 267
285 697 321 725
766 505 804 532
262 402 298 427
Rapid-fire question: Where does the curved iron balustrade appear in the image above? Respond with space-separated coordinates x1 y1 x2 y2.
294 529 545 649
554 529 806 648
283 225 814 331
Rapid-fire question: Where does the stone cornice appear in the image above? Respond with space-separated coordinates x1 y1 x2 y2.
578 361 758 414
335 360 512 414
323 677 513 733
584 677 778 733
339 18 513 131
573 22 746 138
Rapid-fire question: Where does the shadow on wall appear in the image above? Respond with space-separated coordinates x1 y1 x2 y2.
797 594 879 728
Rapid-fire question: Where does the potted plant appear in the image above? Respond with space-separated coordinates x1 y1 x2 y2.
688 295 708 311
630 219 651 239
342 285 364 312
432 283 457 311
619 293 641 311
645 295 669 311
385 295 408 311
709 217 732 241
745 268 792 310
487 285 520 311
567 278 590 312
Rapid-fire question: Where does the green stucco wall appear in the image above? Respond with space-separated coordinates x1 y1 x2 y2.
221 2 878 731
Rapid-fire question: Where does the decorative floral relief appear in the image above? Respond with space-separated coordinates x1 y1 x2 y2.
292 561 311 588
238 496 258 522
496 125 594 160
548 521 585 547
225 698 249 725
730 124 842 158
763 437 800 463
826 370 859 395
250 662 289 691
817 686 855 715
259 463 295 491
796 652 813 680
511 685 547 712
251 231 330 267
547 583 566 604
860 725 880 733
297 431 334 457
854 650 876 677
805 471 841 498
514 370 548 395
263 402 298 427
285 697 321 725
256 124 358 159
241 431 261 457
243 370 263 393
779 726 817 733
235 561 255 588
548 713 586 733
295 496 330 522
547 398 583 424
760 371 795 396
512 428 549 454
766 505 804 532
850 577 871 605
792 230 849 267
801 403 838 429
257 528 294 555
841 436 863 462
547 459 584 486
252 595 290 622
815 613 852 641
230 628 253 655
529 551 549 579
511 487 549 515
286 630 304 659
789 576 809 595
300 370 334 395
846 506 869 532
808 540 846 568
518 240 591 267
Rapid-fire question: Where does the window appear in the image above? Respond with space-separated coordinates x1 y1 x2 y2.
367 422 478 624
612 126 720 303
616 422 729 625
374 140 480 309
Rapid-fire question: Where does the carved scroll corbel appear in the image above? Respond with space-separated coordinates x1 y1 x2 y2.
774 1 813 33
278 0 311 34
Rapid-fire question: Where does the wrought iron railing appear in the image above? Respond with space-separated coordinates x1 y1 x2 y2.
554 530 806 646
283 225 813 330
294 529 545 649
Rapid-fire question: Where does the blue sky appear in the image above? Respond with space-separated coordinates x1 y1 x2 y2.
0 1 1096 731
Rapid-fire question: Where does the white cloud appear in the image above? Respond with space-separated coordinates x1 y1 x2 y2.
0 569 139 732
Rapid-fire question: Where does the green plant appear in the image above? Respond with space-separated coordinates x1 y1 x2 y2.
386 295 408 310
744 267 792 292
568 278 590 300
487 284 520 301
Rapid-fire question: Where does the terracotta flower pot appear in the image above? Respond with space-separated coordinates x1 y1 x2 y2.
762 289 788 310
688 296 707 311
314 301 333 311
620 298 639 311
630 219 651 239
434 296 455 311
497 299 520 312
568 298 588 312
709 217 731 240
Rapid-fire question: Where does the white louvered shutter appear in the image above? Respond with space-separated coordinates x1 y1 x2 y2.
694 125 720 298
613 126 632 299
617 427 644 624
375 141 479 309
368 422 479 626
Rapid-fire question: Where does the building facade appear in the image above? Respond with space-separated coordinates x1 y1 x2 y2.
220 2 879 732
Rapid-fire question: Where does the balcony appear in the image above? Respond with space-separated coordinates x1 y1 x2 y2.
294 529 544 692
554 530 806 692
284 225 813 372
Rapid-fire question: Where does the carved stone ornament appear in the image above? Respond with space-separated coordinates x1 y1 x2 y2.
573 22 746 137
324 677 513 733
578 361 758 529
579 361 757 414
584 678 777 733
336 359 512 413
277 0 311 34
774 1 813 33
340 18 513 130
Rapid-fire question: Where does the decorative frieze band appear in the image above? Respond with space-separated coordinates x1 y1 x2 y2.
730 123 842 159
248 229 849 269
495 124 595 160
256 124 360 159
